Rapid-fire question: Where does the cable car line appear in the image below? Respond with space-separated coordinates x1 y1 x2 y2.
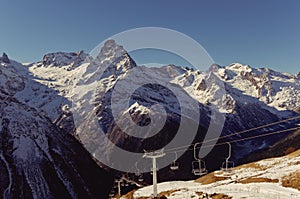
165 115 300 154
166 126 300 155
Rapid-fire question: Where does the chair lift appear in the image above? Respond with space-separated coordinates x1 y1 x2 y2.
221 142 234 173
138 176 144 182
123 173 130 186
192 160 208 176
192 142 208 176
135 162 144 182
170 152 179 171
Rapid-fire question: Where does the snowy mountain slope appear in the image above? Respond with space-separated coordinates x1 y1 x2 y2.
15 40 298 174
19 41 299 133
23 41 299 128
176 63 300 115
14 52 87 122
173 64 300 160
240 129 300 164
68 40 299 172
215 63 299 112
0 55 114 198
0 51 88 135
0 59 26 96
0 93 114 198
126 149 300 199
0 40 299 198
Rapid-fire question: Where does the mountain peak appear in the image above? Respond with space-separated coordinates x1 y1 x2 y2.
208 64 223 72
226 63 253 72
296 71 300 79
96 39 127 61
80 39 136 84
1 52 10 63
94 39 136 72
42 50 87 68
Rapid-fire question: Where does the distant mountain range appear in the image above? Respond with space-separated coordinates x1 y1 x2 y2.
0 40 299 198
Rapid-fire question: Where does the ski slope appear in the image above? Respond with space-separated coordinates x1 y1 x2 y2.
124 150 300 198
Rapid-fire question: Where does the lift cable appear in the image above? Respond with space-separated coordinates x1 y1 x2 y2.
165 126 300 155
165 115 300 154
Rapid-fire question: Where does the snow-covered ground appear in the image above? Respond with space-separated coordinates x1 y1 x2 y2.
124 150 300 199
132 181 299 199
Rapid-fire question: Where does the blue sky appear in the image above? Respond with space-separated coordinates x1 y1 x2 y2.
0 0 299 74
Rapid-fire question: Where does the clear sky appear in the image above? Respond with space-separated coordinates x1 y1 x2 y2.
0 0 299 74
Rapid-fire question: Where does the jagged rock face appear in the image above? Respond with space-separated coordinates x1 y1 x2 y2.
54 104 75 134
213 63 300 111
208 64 223 72
221 94 236 113
96 40 127 62
0 61 25 96
296 71 300 79
42 51 87 68
197 79 207 91
241 71 258 87
95 39 136 76
1 53 10 63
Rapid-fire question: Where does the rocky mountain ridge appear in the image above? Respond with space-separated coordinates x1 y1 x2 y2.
0 41 299 197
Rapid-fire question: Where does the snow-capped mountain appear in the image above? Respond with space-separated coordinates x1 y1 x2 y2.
16 40 299 131
215 63 299 111
0 55 113 198
46 40 298 186
6 40 300 166
0 40 299 198
68 40 299 168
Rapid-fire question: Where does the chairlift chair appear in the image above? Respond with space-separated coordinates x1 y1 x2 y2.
138 176 144 182
170 161 179 171
170 152 180 171
192 142 208 176
135 173 144 182
221 161 234 172
220 142 234 173
192 159 208 176
136 172 144 182
135 161 144 182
